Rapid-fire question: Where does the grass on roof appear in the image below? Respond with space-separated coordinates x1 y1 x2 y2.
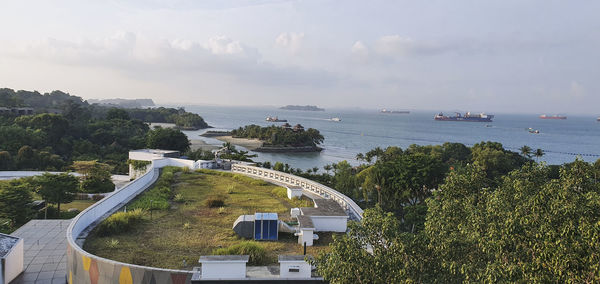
83 168 337 269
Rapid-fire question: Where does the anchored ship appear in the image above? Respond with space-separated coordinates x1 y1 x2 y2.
266 116 287 122
381 109 410 114
434 112 494 122
539 114 567 119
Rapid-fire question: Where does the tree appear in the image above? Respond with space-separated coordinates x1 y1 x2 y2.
146 127 190 152
0 180 34 225
106 108 130 120
333 161 357 199
273 162 285 172
72 161 115 193
34 173 79 217
0 151 14 170
534 148 544 162
426 161 600 282
519 145 532 158
323 164 332 174
313 206 437 283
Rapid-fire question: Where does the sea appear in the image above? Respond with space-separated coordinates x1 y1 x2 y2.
177 105 600 171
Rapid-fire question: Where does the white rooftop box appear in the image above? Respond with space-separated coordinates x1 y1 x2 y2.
0 233 24 284
278 255 312 279
286 186 303 199
199 255 249 279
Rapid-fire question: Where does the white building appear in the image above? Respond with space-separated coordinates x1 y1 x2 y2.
298 199 348 233
0 233 23 284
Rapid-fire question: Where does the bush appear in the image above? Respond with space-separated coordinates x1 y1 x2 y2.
96 208 145 236
206 196 225 208
213 241 268 265
173 193 185 203
92 194 105 201
272 187 288 199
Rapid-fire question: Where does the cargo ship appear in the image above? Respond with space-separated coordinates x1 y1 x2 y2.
434 112 494 122
539 114 567 119
381 109 410 114
266 116 287 122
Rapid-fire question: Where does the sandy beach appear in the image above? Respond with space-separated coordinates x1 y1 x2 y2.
213 136 264 151
190 139 222 151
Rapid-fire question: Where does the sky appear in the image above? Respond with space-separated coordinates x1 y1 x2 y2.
0 0 599 114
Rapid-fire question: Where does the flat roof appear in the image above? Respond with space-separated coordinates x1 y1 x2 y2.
199 255 250 262
0 233 20 258
278 255 311 262
300 199 348 217
130 149 179 154
296 215 314 229
255 212 278 220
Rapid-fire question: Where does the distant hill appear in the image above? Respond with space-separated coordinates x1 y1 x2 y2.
88 98 155 108
280 105 325 111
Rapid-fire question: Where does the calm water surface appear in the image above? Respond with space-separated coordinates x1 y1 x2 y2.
178 105 600 170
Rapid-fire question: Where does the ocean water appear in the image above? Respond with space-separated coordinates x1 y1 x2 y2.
180 105 600 170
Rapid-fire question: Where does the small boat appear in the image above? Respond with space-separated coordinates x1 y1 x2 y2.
266 116 287 122
597 116 600 122
539 114 567 119
381 109 410 114
528 128 540 134
328 117 342 122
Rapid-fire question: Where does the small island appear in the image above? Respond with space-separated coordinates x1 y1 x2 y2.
213 124 324 152
280 105 325 111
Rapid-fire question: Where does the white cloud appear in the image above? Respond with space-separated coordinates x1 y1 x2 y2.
351 41 368 56
373 35 447 58
275 32 305 54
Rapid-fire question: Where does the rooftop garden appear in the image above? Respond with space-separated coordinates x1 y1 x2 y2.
83 168 336 269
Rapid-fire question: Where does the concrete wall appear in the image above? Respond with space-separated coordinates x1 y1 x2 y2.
1 237 23 284
231 164 363 221
67 159 194 284
309 216 347 232
201 262 247 279
280 261 311 279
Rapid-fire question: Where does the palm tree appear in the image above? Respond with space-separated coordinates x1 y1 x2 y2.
323 164 332 175
312 167 319 174
534 148 545 162
519 145 532 158
356 153 365 163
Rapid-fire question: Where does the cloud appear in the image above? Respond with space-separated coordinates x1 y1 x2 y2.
351 41 368 56
1 32 337 89
374 35 447 57
275 32 305 54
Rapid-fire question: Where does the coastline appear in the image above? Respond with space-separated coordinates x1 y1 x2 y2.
190 139 221 151
214 136 263 150
213 135 322 152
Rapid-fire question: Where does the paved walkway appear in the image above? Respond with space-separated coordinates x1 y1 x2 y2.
9 219 70 284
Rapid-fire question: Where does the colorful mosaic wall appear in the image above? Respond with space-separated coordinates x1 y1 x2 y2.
67 243 193 284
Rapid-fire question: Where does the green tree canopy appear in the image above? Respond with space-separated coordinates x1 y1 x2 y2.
146 127 190 152
34 173 80 216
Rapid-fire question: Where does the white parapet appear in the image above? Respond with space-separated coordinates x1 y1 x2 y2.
199 255 249 279
278 255 312 279
0 233 24 284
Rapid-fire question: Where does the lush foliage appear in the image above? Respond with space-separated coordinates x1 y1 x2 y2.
127 107 209 129
33 173 80 216
213 241 269 265
72 161 115 193
0 180 34 228
146 127 191 153
129 167 179 210
231 124 324 147
315 160 600 283
0 88 207 173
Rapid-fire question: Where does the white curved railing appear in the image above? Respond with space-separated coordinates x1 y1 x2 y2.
231 164 363 220
65 159 361 283
66 158 194 283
